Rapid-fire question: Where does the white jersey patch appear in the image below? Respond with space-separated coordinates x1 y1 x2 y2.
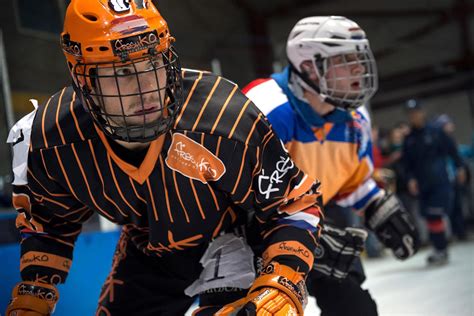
7 99 39 185
184 233 255 297
245 79 288 115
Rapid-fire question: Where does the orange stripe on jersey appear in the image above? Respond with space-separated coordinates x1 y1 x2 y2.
252 130 274 177
146 178 159 221
261 128 275 146
55 87 67 145
190 178 206 220
159 155 173 223
262 198 285 212
60 227 82 237
29 190 70 210
212 207 236 238
255 214 265 224
172 171 190 223
96 126 164 184
167 230 203 251
262 224 291 240
106 154 140 217
69 144 117 220
251 146 261 177
54 209 91 225
174 71 203 128
53 147 79 200
235 147 260 204
235 188 253 205
262 241 314 269
199 134 220 211
231 145 249 195
211 84 238 134
69 92 85 141
20 251 71 274
129 178 147 203
215 136 222 157
245 113 263 145
228 99 252 138
192 76 222 131
40 150 56 181
41 96 53 148
41 234 75 248
207 185 220 211
27 169 71 198
29 212 51 224
55 205 88 219
88 140 131 217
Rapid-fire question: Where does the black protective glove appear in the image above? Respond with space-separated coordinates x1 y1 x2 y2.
365 192 420 260
313 224 368 280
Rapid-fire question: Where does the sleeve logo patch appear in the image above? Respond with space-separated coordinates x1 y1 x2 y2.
165 133 226 183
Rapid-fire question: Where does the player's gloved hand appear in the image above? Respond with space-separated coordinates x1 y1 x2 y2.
215 262 307 315
365 191 420 260
313 224 368 280
5 281 59 316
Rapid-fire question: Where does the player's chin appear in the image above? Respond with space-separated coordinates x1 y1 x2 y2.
124 112 162 126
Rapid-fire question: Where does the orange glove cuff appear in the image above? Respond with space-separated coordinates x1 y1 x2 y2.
6 282 59 316
249 262 307 314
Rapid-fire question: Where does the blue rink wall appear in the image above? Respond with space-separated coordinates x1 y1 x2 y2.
0 230 120 315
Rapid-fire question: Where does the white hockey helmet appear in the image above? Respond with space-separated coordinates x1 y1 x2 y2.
286 16 378 110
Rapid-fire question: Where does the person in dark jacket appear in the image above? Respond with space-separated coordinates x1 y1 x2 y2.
403 101 466 265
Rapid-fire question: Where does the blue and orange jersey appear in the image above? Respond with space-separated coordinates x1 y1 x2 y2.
243 67 383 212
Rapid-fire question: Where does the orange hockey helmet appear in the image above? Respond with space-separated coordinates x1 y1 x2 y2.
61 0 182 142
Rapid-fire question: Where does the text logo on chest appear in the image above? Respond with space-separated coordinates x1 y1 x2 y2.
165 133 226 183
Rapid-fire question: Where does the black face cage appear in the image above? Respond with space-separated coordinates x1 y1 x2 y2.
318 50 378 110
73 46 183 143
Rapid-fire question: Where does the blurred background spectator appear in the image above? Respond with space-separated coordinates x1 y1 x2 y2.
433 114 470 241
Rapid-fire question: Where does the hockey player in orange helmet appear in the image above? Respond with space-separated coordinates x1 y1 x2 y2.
6 1 324 315
62 0 182 143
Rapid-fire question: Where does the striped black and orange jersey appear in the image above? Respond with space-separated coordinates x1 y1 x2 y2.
8 69 322 285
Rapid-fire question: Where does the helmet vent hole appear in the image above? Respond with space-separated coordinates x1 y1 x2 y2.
86 47 93 52
82 13 99 22
99 46 109 51
159 32 165 38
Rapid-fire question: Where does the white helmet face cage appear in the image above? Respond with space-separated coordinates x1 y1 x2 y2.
287 16 379 110
73 47 183 143
314 48 378 110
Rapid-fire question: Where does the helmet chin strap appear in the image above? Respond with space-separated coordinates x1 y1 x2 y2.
288 63 339 108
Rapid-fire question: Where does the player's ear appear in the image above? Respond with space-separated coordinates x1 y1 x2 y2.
300 61 312 73
300 60 318 82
